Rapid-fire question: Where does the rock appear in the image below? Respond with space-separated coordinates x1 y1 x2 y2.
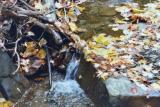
103 77 160 107
0 49 16 77
0 49 29 101
104 77 145 96
1 74 29 101
76 56 110 107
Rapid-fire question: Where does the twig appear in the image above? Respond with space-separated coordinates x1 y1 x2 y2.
64 7 67 22
10 0 18 8
45 46 52 90
18 0 36 11
12 38 21 75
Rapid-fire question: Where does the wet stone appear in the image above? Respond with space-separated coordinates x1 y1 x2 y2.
0 49 16 77
15 72 94 107
104 77 146 96
1 77 27 101
0 49 29 101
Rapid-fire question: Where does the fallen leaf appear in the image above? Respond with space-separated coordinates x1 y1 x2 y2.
68 22 78 32
36 49 46 59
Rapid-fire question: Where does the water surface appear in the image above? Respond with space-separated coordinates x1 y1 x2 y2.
77 0 156 40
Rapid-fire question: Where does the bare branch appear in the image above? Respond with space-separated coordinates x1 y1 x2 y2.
12 38 21 75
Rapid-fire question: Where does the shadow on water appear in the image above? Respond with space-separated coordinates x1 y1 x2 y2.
77 0 156 40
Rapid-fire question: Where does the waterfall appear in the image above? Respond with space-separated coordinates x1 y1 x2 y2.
65 54 80 80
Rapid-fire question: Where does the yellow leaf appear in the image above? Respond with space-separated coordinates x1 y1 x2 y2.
86 57 94 62
77 6 85 12
105 48 118 60
88 41 95 48
138 59 147 64
0 101 13 107
68 9 75 17
68 22 78 32
115 18 127 24
84 47 90 53
22 42 38 58
93 33 110 46
132 9 144 13
93 48 108 57
36 49 46 59
68 9 77 21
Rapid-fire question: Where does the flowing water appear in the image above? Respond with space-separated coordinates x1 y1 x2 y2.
65 53 80 80
15 54 94 107
15 0 159 107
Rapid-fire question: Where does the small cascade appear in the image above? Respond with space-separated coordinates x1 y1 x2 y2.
65 53 80 80
46 54 94 107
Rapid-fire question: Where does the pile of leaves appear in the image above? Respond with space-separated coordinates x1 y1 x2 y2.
0 0 86 104
0 0 86 75
84 1 160 90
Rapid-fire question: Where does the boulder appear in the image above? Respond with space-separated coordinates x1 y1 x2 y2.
0 49 29 101
76 55 160 107
104 77 145 96
76 56 111 107
0 49 16 77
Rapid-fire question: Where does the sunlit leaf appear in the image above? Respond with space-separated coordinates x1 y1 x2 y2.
77 6 85 12
132 8 144 13
36 49 46 59
68 22 78 32
93 33 110 46
115 18 127 24
22 42 38 58
0 101 13 107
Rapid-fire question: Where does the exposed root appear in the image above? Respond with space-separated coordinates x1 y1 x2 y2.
12 38 21 75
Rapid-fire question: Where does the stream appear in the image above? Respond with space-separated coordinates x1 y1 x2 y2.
14 53 94 107
77 0 155 40
14 0 159 107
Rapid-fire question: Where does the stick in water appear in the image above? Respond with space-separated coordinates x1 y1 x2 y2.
45 45 52 90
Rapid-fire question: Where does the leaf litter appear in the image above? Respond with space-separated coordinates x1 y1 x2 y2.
84 0 160 91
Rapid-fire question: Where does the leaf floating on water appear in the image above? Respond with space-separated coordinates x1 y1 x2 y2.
131 8 144 13
77 6 85 12
93 33 110 46
68 22 78 32
115 18 127 24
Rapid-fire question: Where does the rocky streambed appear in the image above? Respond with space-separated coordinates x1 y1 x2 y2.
0 0 160 107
